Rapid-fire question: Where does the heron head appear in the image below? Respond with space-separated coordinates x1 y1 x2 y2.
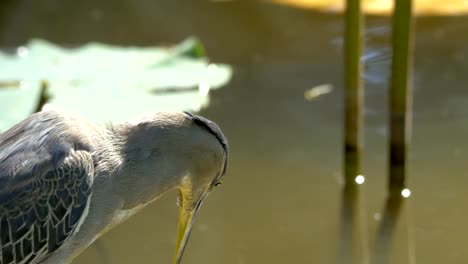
117 112 228 264
172 112 229 264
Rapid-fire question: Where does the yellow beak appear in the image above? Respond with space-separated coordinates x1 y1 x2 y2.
173 190 209 264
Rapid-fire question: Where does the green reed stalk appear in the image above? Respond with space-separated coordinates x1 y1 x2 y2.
389 0 414 196
344 0 364 184
341 1 369 263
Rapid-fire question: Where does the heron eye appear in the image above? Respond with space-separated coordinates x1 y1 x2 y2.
213 178 224 187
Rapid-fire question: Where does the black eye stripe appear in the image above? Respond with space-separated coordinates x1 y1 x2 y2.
184 111 229 177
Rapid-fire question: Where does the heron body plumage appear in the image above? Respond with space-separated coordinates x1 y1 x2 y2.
0 111 228 264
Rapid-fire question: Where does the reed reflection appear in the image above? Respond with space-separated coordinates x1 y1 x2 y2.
338 182 369 264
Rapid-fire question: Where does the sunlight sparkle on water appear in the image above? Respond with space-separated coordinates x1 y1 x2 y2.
373 213 381 221
401 188 411 198
355 175 365 185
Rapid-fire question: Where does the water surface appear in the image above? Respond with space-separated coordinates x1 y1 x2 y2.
1 1 467 263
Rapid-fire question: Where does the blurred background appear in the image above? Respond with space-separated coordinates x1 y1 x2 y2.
1 0 468 263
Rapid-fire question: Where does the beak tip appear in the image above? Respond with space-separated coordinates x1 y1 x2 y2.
173 189 209 264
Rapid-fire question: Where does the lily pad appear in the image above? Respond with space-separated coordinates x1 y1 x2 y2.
0 37 232 131
0 81 42 132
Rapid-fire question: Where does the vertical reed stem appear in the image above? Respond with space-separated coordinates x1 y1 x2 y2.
344 0 364 184
341 1 369 263
389 0 414 196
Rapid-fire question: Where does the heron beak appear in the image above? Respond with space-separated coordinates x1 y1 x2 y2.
173 188 209 264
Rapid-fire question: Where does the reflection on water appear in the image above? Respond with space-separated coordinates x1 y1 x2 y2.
1 1 468 263
372 196 415 264
339 183 369 264
331 25 391 85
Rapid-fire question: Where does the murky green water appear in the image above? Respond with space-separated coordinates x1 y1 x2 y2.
1 1 468 263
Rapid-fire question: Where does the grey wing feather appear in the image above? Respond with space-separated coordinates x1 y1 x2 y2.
0 112 95 264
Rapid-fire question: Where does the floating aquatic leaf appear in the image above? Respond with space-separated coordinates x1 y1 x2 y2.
0 38 232 129
0 81 42 132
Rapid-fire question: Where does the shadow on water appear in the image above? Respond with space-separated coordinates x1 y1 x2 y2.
373 195 403 264
372 195 415 264
338 183 369 264
339 178 416 264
